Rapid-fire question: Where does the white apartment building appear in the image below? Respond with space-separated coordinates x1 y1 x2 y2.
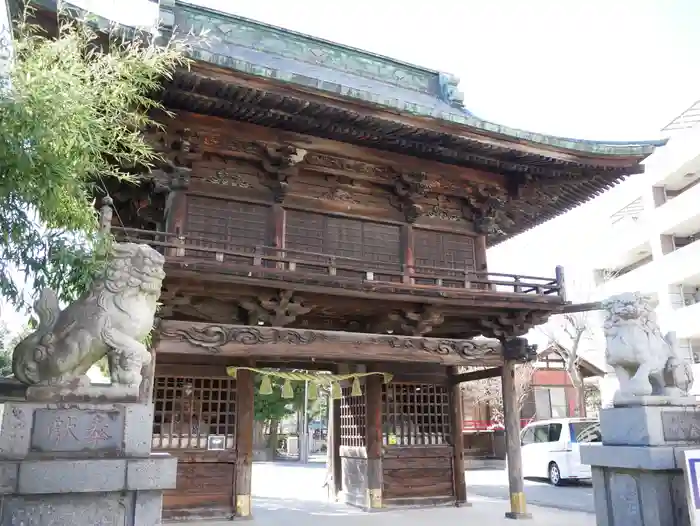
590 99 700 370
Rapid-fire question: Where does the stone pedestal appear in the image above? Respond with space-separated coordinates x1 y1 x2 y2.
581 400 700 526
0 400 177 525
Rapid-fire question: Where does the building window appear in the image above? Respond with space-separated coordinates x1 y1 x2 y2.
534 387 568 419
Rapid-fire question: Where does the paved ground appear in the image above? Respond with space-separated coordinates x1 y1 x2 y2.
180 462 595 525
466 468 595 514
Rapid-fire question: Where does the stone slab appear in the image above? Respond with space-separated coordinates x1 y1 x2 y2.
600 405 700 447
589 464 689 526
18 459 127 494
134 490 166 525
581 444 679 470
0 404 33 458
613 395 697 408
1 491 133 525
124 403 154 456
26 382 140 403
126 454 178 491
31 408 124 454
0 461 18 494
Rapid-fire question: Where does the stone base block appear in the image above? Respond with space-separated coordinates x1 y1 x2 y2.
582 444 691 526
1 489 165 525
0 400 176 526
0 454 177 495
600 404 700 447
0 401 155 458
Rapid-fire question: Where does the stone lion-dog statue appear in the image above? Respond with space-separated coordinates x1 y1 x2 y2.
12 243 165 393
602 291 693 399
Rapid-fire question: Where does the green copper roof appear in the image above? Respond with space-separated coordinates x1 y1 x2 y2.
171 1 666 156
25 0 667 156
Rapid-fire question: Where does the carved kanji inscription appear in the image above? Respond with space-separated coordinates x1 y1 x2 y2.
31 409 124 453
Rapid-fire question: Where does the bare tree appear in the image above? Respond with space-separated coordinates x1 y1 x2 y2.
461 363 536 427
538 268 616 417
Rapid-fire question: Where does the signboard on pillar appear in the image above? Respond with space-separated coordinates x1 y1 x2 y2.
683 450 700 525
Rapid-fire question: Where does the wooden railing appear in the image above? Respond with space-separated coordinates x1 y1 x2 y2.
114 227 566 298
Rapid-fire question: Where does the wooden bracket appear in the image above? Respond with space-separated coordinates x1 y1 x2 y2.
477 311 549 340
387 306 445 336
258 144 308 202
239 290 312 326
388 170 429 222
460 183 516 235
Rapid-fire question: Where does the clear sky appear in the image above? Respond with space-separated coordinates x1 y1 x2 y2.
3 0 699 329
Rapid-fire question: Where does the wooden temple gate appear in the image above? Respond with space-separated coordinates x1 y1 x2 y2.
149 324 512 519
26 0 660 520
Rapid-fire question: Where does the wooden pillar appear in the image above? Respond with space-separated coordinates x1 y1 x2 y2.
165 180 188 257
365 373 383 509
331 397 342 495
502 360 531 520
235 367 255 519
402 224 415 284
325 391 341 500
475 234 488 272
448 366 468 505
272 203 285 247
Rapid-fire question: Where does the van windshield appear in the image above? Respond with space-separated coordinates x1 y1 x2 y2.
570 421 601 443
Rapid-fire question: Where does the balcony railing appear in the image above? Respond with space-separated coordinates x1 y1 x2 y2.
115 227 565 298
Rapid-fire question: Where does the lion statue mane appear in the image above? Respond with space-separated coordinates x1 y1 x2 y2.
12 242 165 390
602 291 693 398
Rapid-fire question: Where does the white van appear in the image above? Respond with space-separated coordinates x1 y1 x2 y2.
519 418 601 485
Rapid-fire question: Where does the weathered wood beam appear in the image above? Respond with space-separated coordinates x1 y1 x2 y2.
450 366 503 385
157 320 504 366
163 266 564 311
168 103 506 188
560 301 603 314
186 64 645 169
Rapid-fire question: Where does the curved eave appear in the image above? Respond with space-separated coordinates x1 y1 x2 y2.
171 2 667 159
183 45 667 159
25 0 667 161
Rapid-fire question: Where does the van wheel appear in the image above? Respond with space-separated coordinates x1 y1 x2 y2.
548 462 562 486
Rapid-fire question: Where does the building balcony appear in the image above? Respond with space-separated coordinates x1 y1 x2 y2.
644 124 700 188
659 238 700 289
653 178 700 236
596 259 657 298
592 216 651 271
116 227 566 318
671 301 700 339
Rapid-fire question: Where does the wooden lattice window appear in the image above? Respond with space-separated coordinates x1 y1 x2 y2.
285 210 401 281
185 196 270 262
153 375 236 450
339 386 367 447
382 383 451 446
413 230 476 287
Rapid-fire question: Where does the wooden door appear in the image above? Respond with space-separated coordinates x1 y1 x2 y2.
185 195 271 263
285 210 402 281
153 372 237 521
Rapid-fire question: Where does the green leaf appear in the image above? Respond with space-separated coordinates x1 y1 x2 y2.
0 5 192 308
